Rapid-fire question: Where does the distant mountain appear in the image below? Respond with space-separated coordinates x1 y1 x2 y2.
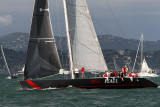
0 32 160 51
1 33 160 73
0 48 25 72
98 35 160 51
1 48 160 73
0 32 28 51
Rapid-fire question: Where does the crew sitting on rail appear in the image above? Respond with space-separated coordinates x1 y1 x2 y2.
103 72 107 77
103 71 109 83
128 72 133 82
134 72 138 78
112 71 117 82
114 71 117 77
110 71 113 77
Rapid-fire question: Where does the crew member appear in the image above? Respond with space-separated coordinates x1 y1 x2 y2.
121 65 128 77
74 67 79 79
81 67 85 79
103 72 107 77
118 71 121 77
134 72 138 77
128 72 133 82
99 72 101 77
114 72 117 77
103 71 109 83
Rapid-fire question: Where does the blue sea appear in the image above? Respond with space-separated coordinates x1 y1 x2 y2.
0 75 160 107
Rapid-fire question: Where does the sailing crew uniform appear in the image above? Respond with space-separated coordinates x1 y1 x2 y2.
75 68 79 79
114 73 117 77
122 67 128 77
122 68 126 75
129 73 132 77
103 73 108 83
81 67 85 79
103 73 107 77
134 73 138 77
129 72 133 82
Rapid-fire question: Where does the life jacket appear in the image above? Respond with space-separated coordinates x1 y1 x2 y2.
129 73 132 77
114 73 117 77
134 73 138 77
81 68 85 73
122 67 126 73
103 73 107 77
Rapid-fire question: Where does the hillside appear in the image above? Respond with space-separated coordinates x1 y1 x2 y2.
0 32 28 51
0 32 160 51
0 48 25 72
1 48 160 73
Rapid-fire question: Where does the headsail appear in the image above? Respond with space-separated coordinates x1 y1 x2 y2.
141 58 150 73
63 0 108 72
24 0 61 79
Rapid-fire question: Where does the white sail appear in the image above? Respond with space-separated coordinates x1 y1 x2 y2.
64 0 108 72
22 66 25 72
141 58 150 73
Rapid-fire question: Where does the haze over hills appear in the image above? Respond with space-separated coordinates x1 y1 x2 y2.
0 32 160 51
1 47 160 72
0 32 160 72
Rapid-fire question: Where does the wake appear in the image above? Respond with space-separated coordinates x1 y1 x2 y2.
157 86 160 88
6 76 11 79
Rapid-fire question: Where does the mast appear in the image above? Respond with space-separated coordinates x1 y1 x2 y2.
132 34 143 72
63 0 74 79
141 33 143 66
24 0 61 79
113 57 118 71
0 45 11 76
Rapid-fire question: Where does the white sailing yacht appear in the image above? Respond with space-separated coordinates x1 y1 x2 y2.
133 34 158 77
139 58 158 77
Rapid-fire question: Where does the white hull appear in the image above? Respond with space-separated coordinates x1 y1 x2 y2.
138 72 158 77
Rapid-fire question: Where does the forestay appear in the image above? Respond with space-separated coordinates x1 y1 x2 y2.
24 0 61 79
64 0 108 72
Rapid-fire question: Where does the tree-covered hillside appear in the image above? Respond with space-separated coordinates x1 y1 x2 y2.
1 32 160 51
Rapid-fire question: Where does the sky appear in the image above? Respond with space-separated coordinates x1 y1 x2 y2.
0 0 160 41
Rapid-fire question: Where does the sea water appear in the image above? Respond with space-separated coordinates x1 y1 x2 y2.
0 75 160 107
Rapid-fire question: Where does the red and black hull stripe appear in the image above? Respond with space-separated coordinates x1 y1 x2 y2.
18 77 158 90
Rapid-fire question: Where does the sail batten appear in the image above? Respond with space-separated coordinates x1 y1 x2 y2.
64 0 108 72
24 0 61 79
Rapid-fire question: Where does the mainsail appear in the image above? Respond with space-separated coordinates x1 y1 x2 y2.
141 58 150 73
24 0 61 79
63 0 108 72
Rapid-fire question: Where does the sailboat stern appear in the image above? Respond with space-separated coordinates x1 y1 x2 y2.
19 80 70 90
